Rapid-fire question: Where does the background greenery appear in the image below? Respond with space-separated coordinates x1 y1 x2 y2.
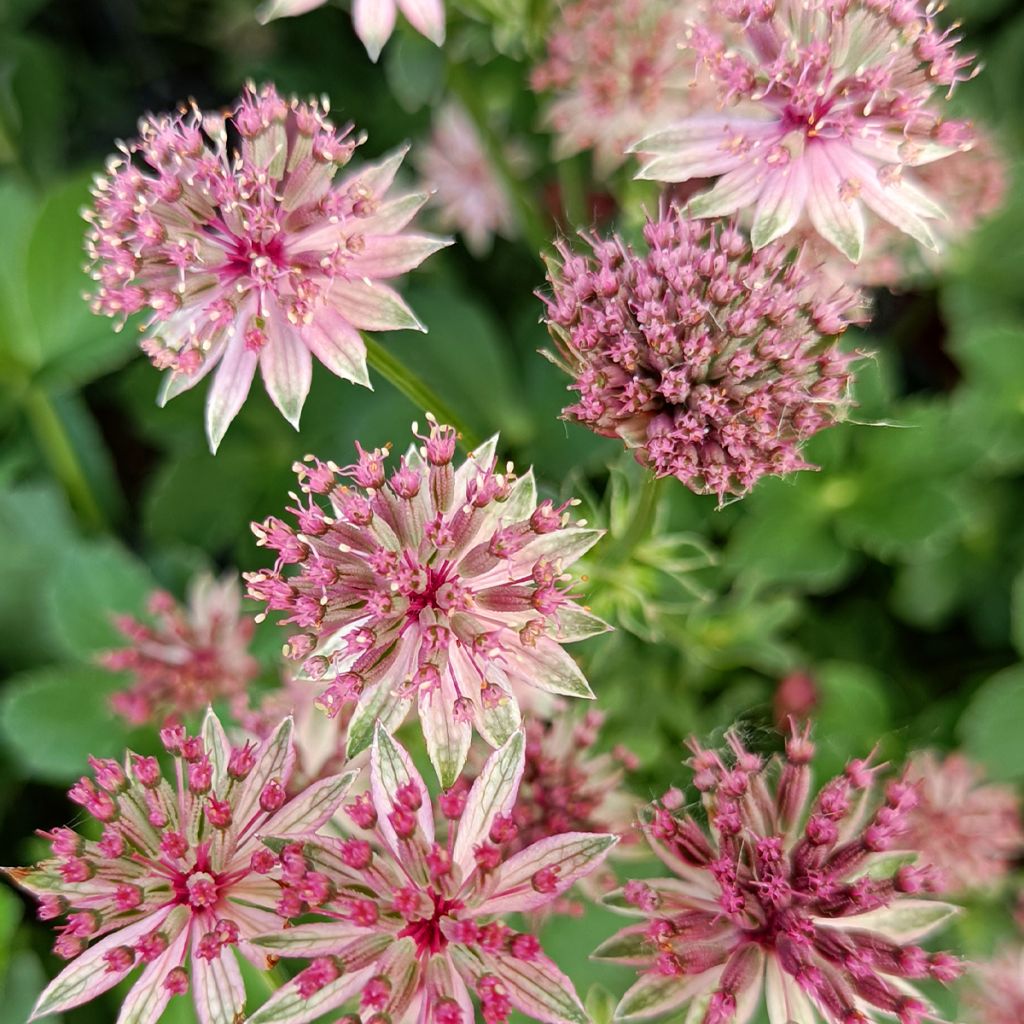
1 0 1023 1020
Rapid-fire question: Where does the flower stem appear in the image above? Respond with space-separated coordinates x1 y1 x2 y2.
362 333 480 449
445 63 551 260
23 388 106 532
607 474 665 565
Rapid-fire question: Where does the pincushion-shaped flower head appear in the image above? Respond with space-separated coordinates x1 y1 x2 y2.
100 573 259 726
258 0 445 63
542 209 859 501
247 725 618 1024
85 81 447 451
530 0 712 177
245 417 609 787
633 0 977 263
901 751 1023 894
595 724 964 1024
415 103 518 257
5 709 357 1024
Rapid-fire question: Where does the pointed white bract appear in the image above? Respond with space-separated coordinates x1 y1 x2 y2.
247 727 617 1024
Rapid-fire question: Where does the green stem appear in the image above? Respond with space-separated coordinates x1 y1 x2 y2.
362 333 480 449
446 63 551 260
23 388 106 531
607 474 665 565
556 156 588 232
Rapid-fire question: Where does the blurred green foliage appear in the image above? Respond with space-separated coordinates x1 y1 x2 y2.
0 0 1022 1021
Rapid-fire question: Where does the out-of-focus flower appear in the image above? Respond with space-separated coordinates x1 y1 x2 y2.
542 209 859 501
773 670 819 728
634 0 977 263
531 0 711 177
238 673 356 793
246 726 617 1024
902 751 1023 894
6 710 356 1024
415 103 518 257
962 947 1024 1024
100 574 258 726
799 131 1010 289
85 82 447 451
245 417 609 787
595 724 963 1024
258 0 445 62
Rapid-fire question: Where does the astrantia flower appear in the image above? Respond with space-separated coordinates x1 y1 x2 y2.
245 418 609 786
100 573 258 726
595 724 963 1024
542 209 859 500
246 726 617 1024
85 81 447 451
415 103 518 256
634 0 977 262
5 710 357 1024
531 0 711 177
901 751 1023 894
258 0 445 63
963 948 1024 1024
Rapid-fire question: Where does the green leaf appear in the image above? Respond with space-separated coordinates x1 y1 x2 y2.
0 665 132 782
382 30 444 113
959 664 1024 781
45 539 156 658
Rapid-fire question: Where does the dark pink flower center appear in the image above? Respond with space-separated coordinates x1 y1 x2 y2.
397 892 463 956
221 232 288 282
406 565 456 615
173 865 225 910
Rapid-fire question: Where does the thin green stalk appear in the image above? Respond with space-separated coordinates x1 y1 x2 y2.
606 474 665 565
446 63 551 259
556 155 588 232
23 388 106 531
362 333 480 449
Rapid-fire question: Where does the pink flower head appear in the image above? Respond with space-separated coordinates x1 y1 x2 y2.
415 103 518 257
100 573 258 726
258 0 445 63
531 0 712 177
901 751 1023 894
633 0 978 263
6 709 358 1024
85 81 447 451
246 726 617 1024
245 417 609 787
542 209 860 501
964 947 1024 1024
596 723 963 1024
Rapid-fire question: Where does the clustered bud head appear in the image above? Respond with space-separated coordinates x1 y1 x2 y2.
596 722 964 1024
414 102 518 257
245 417 609 787
634 0 978 264
246 726 617 1024
6 710 357 1024
542 209 859 500
901 750 1024 893
530 0 712 177
100 573 257 725
85 80 447 451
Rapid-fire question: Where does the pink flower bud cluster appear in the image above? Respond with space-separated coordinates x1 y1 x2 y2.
597 723 963 1024
84 81 446 450
964 947 1024 1024
902 751 1024 894
245 417 608 786
100 573 258 725
543 210 859 500
7 711 356 1024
